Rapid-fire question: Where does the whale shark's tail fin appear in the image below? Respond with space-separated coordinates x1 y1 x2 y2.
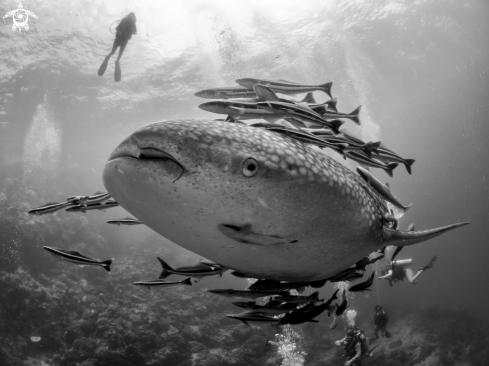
383 222 470 247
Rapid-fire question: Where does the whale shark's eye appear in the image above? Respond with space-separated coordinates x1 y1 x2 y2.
242 158 258 177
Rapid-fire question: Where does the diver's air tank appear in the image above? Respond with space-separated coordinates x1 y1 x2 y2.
391 259 412 267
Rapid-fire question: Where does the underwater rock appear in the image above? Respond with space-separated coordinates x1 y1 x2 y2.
167 325 179 335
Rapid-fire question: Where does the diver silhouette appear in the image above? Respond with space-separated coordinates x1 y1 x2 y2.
98 12 137 82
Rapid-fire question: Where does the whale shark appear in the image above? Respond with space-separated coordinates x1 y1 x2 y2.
102 119 469 282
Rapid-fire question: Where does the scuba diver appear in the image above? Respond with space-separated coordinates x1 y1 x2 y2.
378 256 437 286
335 325 373 366
98 12 137 82
372 305 391 340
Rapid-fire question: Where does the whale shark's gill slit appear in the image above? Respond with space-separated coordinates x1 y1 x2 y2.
218 224 297 246
138 148 185 183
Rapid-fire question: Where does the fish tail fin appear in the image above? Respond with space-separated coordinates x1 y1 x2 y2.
157 257 174 279
101 258 114 272
349 105 362 125
183 277 192 286
385 163 398 178
325 97 338 112
301 92 316 104
404 159 415 175
383 222 470 247
329 119 344 135
320 82 333 98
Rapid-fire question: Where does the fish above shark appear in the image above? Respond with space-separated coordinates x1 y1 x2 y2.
102 119 469 282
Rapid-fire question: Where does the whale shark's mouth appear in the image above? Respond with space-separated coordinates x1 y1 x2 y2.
107 144 185 182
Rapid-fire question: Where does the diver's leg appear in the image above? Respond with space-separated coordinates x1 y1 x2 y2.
373 325 379 339
114 40 127 82
405 268 423 284
98 39 119 76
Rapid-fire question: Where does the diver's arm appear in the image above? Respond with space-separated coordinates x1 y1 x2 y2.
378 269 393 279
335 337 347 346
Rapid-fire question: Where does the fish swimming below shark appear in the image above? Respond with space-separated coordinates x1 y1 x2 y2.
43 246 114 272
102 119 469 282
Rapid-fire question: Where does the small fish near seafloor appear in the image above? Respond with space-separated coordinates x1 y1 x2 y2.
102 119 469 282
42 246 113 272
133 277 192 290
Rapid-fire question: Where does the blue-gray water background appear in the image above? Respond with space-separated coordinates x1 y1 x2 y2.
1 0 488 351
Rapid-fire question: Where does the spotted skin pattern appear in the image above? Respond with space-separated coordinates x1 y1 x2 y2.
103 119 466 281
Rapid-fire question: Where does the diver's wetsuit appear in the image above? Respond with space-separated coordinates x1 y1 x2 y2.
373 306 390 339
98 12 137 82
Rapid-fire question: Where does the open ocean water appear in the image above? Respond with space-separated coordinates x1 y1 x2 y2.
1 1 488 365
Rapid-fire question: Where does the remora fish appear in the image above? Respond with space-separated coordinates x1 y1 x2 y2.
67 191 111 205
133 277 192 289
249 279 320 292
255 101 347 131
107 217 143 226
198 100 276 120
232 301 297 315
356 167 412 211
157 257 223 279
374 144 415 175
102 119 469 282
253 84 337 111
43 246 113 272
66 200 119 213
227 311 279 326
207 289 289 299
348 272 375 292
195 86 256 99
28 201 75 215
274 291 323 304
236 78 333 98
345 151 398 177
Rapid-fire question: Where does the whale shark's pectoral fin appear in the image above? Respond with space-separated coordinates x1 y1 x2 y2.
218 224 297 246
383 222 470 247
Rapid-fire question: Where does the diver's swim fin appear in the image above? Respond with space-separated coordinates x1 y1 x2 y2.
114 61 122 82
385 331 392 338
98 56 110 77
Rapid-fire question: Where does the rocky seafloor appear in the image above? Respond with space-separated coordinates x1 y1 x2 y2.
1 181 489 366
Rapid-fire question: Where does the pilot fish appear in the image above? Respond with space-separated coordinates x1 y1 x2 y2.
102 119 469 282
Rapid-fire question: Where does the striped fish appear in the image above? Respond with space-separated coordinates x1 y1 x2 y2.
66 200 119 213
107 217 143 226
236 78 333 98
133 277 192 289
43 246 113 272
28 201 75 215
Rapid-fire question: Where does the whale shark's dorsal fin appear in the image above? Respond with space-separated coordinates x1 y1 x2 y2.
383 222 470 247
